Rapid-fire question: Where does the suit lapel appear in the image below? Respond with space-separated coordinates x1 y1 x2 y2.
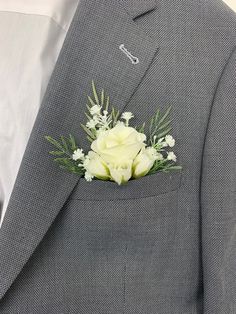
0 0 159 299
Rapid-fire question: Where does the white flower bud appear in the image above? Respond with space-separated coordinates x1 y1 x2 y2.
108 160 133 185
132 147 156 178
83 151 110 180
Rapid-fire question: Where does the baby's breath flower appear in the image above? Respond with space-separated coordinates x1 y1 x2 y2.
157 137 167 147
146 146 157 156
83 155 90 168
115 120 125 126
121 112 134 126
96 129 106 137
93 115 99 124
86 119 97 129
146 147 163 161
165 134 175 147
155 152 164 160
84 171 94 182
72 148 84 161
167 151 177 162
103 119 111 128
101 115 108 123
90 105 101 115
162 143 168 147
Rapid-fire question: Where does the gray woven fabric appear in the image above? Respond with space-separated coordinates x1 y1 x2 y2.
0 0 236 313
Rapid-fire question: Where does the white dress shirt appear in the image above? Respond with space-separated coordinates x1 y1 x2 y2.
0 0 79 226
222 0 236 12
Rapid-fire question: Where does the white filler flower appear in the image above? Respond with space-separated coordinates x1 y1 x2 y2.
121 112 134 126
132 147 156 178
84 171 94 182
167 151 177 162
72 148 84 161
86 119 97 129
89 105 102 116
165 135 175 147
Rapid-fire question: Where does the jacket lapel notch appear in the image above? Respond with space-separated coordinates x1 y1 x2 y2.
120 0 157 19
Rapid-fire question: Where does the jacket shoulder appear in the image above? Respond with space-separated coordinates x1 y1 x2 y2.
201 0 236 39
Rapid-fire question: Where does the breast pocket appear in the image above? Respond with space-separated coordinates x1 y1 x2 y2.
66 169 184 247
69 169 183 201
64 170 185 304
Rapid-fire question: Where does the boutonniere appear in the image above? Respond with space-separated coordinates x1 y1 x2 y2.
45 81 182 185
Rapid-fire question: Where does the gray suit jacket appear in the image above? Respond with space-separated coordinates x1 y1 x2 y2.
0 0 236 313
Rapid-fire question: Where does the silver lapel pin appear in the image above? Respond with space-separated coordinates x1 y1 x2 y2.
119 44 139 65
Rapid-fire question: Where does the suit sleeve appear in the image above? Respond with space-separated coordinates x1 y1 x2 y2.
201 45 236 314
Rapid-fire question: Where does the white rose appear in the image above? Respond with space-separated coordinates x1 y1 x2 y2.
132 147 156 178
108 160 133 185
83 151 110 180
91 123 146 165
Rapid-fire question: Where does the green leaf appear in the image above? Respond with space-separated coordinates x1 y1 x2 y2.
87 95 96 107
60 136 69 153
138 122 145 133
157 119 172 131
86 135 94 143
85 112 92 120
81 124 96 139
105 95 110 111
149 117 154 137
167 165 183 170
86 104 91 111
111 107 120 126
49 151 65 156
54 157 69 166
115 109 120 120
69 134 78 151
101 89 104 106
154 109 160 123
92 80 99 105
45 136 63 151
157 126 172 138
156 105 172 127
